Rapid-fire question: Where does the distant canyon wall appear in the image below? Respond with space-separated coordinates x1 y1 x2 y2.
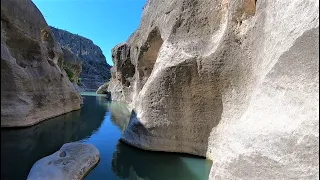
109 0 319 179
50 27 112 91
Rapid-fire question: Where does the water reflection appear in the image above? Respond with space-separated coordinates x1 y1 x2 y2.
107 101 213 180
111 141 212 180
1 96 108 180
1 98 212 180
107 102 131 132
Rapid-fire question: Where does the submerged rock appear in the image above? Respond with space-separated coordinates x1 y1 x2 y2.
109 0 319 179
27 143 100 180
1 0 81 127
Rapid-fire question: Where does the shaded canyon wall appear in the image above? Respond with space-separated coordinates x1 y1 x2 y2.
50 27 112 91
1 0 82 127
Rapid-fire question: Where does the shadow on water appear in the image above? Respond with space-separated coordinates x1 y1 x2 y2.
111 141 212 180
1 96 108 180
107 102 212 180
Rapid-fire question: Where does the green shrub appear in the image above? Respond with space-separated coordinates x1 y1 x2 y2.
64 66 75 82
77 78 82 85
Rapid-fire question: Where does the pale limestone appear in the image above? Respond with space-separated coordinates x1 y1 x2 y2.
27 143 100 180
109 0 319 179
1 0 81 127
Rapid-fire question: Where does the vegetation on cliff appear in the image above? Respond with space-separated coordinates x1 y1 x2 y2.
50 26 112 91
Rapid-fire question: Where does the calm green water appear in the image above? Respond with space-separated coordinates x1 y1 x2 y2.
1 95 212 180
80 92 107 97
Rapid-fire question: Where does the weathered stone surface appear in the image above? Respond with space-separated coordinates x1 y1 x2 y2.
50 26 112 91
109 0 319 179
96 82 111 100
108 42 135 102
1 0 82 127
27 143 100 180
96 82 109 94
61 47 82 84
60 47 84 95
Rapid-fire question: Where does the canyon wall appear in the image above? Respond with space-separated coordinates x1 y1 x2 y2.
51 27 112 91
61 47 82 88
1 0 81 127
109 0 319 179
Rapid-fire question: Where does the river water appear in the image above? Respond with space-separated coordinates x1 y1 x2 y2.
1 94 212 180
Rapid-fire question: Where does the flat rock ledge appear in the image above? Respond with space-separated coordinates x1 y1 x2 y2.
27 143 100 180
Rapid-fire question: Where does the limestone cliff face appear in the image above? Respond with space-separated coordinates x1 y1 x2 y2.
1 0 81 127
50 27 112 91
109 0 319 179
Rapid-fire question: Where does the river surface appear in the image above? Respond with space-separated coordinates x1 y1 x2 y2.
1 93 212 180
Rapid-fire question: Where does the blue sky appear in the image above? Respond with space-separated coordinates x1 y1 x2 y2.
32 0 146 66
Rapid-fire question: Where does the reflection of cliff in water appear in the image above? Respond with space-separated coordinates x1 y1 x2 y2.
111 141 212 180
1 96 108 180
107 102 131 132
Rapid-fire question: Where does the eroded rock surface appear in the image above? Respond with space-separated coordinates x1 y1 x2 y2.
96 82 109 94
1 0 81 127
61 47 82 84
109 0 319 179
27 143 100 180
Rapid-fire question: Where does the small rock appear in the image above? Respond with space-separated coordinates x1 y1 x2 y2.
59 151 66 157
96 82 110 94
27 143 100 180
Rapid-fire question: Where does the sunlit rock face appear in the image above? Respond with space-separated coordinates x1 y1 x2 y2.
109 0 319 179
1 0 81 127
27 143 100 180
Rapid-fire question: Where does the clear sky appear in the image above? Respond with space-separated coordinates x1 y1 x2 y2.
32 0 146 66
